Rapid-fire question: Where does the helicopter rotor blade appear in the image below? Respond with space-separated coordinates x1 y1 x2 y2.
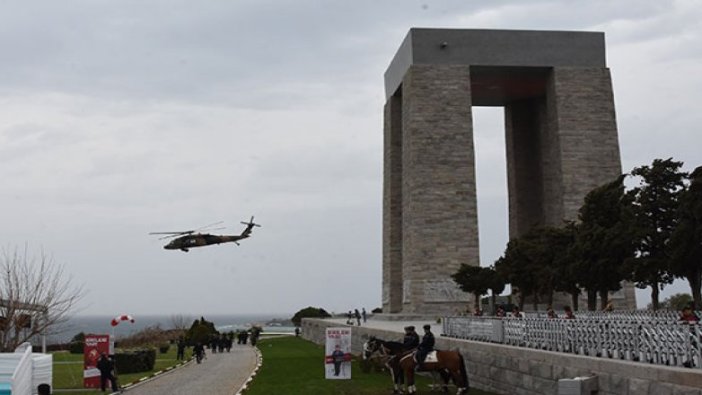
195 221 225 232
149 230 195 240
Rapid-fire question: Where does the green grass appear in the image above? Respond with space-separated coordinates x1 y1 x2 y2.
52 348 192 395
246 336 495 395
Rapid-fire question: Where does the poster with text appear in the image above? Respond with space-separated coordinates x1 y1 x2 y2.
83 334 110 388
324 327 352 379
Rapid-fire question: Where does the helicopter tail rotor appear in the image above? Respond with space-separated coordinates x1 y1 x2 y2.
240 216 261 228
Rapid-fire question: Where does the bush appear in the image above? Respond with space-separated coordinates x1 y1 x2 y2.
371 307 382 314
185 317 218 345
46 343 70 352
114 348 156 374
158 343 170 354
291 306 331 326
69 341 84 354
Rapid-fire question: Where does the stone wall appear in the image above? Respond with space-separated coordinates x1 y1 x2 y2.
302 318 702 394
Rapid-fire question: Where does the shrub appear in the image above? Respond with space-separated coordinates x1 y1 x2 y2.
69 341 84 354
158 343 170 354
114 348 156 374
371 307 382 314
291 306 331 326
185 317 218 345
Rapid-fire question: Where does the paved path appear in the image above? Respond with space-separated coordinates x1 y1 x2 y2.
124 346 257 395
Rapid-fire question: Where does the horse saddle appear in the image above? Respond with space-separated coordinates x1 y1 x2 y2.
413 350 438 364
424 351 438 363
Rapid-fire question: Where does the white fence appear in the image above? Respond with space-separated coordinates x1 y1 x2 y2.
442 311 702 369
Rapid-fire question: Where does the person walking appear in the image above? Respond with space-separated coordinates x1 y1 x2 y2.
354 309 362 326
176 338 186 360
362 308 367 323
193 342 205 363
97 353 119 393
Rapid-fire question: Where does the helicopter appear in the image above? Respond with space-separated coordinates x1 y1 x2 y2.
150 217 261 252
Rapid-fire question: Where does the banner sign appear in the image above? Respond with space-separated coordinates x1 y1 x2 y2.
324 327 352 379
83 334 110 388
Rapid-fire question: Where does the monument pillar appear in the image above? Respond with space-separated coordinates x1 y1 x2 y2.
401 64 477 314
382 29 635 314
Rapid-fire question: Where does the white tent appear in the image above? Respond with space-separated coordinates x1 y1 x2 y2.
0 343 52 395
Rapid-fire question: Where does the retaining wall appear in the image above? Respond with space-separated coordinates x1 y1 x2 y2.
302 318 702 394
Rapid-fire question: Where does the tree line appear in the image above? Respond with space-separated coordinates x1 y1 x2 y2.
452 159 702 311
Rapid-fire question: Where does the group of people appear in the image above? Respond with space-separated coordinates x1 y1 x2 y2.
209 334 234 353
494 305 524 318
477 305 576 319
401 324 435 370
345 308 367 326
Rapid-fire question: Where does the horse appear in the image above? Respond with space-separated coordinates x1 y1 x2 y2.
363 336 469 395
362 337 412 393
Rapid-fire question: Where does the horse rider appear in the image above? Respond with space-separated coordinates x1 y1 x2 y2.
384 326 420 376
415 324 435 370
403 326 420 349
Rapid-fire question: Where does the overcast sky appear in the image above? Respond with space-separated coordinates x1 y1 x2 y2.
1 0 700 316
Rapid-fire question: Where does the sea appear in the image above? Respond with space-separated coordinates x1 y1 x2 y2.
45 314 296 344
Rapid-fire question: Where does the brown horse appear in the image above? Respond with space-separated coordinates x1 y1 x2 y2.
398 349 469 395
364 337 469 394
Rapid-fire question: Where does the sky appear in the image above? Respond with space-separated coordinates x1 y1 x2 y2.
1 0 700 316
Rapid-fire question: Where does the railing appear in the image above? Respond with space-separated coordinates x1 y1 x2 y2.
442 311 702 369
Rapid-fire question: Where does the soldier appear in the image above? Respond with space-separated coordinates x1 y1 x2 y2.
415 324 435 371
403 326 419 349
193 342 205 363
97 353 119 392
176 337 186 360
211 335 218 352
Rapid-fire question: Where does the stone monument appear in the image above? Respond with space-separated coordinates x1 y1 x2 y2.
383 28 636 315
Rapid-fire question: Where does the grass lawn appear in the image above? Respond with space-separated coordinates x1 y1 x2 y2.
246 336 496 395
52 347 193 395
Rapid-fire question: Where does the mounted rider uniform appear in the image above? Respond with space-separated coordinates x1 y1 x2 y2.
403 326 420 349
416 325 435 369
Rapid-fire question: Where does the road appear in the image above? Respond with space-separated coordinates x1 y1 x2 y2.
123 346 257 395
